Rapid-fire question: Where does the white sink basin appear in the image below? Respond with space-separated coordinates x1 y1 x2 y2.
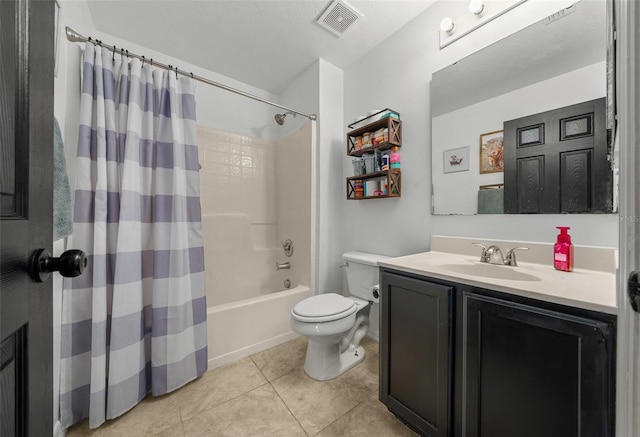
440 262 541 282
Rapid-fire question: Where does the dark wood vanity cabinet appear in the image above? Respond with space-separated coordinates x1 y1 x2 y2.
460 292 615 437
380 268 616 437
380 271 453 437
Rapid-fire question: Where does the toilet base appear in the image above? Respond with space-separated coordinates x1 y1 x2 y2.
303 341 366 381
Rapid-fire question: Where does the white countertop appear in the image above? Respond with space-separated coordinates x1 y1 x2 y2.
379 250 617 314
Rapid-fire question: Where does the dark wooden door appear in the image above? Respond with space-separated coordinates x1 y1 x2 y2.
461 292 615 437
504 98 612 213
1 0 55 435
380 270 453 437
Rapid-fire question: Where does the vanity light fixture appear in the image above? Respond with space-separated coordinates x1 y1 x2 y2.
440 17 455 34
469 0 485 17
439 0 528 49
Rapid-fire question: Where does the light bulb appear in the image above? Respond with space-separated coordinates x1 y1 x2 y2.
469 0 485 16
440 17 454 34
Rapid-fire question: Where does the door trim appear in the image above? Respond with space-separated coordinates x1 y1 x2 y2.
615 0 640 435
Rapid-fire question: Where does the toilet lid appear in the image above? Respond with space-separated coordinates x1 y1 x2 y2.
292 293 357 322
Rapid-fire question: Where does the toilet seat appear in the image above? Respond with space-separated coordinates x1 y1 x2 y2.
292 293 358 323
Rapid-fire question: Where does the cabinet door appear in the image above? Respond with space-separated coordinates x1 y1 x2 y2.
380 272 453 437
461 293 614 437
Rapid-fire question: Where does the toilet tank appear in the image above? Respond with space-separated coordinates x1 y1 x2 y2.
343 251 390 300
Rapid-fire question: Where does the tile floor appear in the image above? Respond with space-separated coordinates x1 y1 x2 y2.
66 337 418 437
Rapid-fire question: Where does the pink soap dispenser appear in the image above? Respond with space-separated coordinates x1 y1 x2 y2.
554 226 574 272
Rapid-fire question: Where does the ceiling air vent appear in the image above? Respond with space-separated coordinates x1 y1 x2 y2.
316 0 362 37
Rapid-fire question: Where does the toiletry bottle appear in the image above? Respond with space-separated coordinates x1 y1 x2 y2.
381 153 389 171
390 146 401 169
381 179 388 195
554 226 574 272
354 180 364 198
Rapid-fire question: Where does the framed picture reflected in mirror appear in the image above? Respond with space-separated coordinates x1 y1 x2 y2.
443 146 469 173
479 130 504 174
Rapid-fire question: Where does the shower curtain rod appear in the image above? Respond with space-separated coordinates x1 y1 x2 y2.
65 27 317 121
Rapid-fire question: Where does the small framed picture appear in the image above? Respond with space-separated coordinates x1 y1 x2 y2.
443 146 470 173
479 130 504 174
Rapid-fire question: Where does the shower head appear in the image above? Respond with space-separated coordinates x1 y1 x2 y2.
275 111 296 125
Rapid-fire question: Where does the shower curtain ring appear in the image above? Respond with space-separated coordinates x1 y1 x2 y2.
142 55 145 67
112 45 116 61
150 58 153 67
175 66 179 79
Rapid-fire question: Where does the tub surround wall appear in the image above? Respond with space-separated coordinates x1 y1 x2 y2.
197 126 282 306
275 123 313 290
198 123 312 306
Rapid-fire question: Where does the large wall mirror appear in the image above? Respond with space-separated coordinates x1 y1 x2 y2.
431 0 615 215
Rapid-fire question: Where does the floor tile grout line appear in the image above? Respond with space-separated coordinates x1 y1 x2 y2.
180 381 274 429
246 349 296 428
268 378 311 437
245 351 300 432
178 359 269 425
176 400 186 437
310 399 366 437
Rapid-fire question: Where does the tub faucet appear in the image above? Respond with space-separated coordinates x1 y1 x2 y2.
276 261 290 270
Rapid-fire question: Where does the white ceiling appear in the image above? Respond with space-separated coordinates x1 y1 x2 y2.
87 0 436 94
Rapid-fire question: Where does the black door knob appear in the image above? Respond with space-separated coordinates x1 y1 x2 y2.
30 248 87 283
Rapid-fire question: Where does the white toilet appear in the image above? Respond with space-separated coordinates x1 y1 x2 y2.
290 251 389 381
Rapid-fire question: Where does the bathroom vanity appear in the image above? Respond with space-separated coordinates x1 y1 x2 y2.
378 237 617 437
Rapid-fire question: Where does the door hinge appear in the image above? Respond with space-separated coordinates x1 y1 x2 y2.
628 271 640 312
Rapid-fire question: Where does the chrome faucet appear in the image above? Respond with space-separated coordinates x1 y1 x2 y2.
471 243 491 263
472 243 529 267
276 261 290 270
485 245 505 265
504 247 529 266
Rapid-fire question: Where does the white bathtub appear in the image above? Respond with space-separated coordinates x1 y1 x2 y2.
206 284 312 369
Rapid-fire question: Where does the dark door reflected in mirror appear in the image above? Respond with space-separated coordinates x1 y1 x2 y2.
504 98 612 213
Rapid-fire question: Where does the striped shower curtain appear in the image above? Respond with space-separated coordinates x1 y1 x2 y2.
59 42 207 429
